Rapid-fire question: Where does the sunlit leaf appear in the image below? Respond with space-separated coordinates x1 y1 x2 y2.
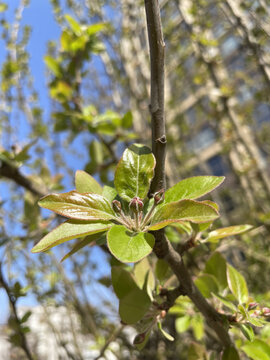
32 221 110 253
238 324 254 342
107 225 155 263
114 144 155 202
242 340 270 360
39 191 116 221
75 170 102 194
157 321 174 341
227 264 248 304
206 225 253 243
149 200 219 230
164 176 225 203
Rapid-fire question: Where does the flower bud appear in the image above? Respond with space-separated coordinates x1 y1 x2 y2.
262 307 270 317
133 332 146 345
112 200 122 214
248 302 258 311
154 189 165 205
129 197 144 212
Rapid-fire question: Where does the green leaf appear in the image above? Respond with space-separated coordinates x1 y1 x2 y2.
75 170 103 194
0 3 8 12
206 225 253 243
107 225 155 263
242 340 270 360
164 176 225 203
87 23 106 36
134 258 155 292
102 185 117 202
149 200 219 230
119 287 151 324
212 293 238 312
32 221 111 253
157 321 174 341
204 252 228 290
38 191 116 221
60 232 105 262
114 144 155 202
194 274 219 298
191 315 204 340
227 264 248 304
175 315 191 333
44 56 61 77
222 347 240 360
155 259 169 283
65 14 82 35
111 267 137 299
238 324 254 342
121 111 133 128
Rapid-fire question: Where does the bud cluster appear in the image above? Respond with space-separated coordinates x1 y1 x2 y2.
112 189 165 232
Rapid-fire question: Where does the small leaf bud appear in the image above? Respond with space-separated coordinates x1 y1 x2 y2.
160 310 167 319
154 189 165 205
112 200 122 214
133 332 146 345
129 197 144 212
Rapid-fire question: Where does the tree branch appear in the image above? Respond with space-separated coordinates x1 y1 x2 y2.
144 0 166 194
144 0 232 348
0 263 35 360
0 161 46 197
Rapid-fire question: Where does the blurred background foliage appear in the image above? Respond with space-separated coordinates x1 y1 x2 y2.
0 0 270 359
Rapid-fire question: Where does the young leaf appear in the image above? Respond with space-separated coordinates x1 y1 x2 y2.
155 259 169 283
149 200 219 230
238 323 254 342
107 225 155 263
119 287 151 324
175 315 191 333
227 264 248 304
39 191 116 221
134 258 155 292
242 340 270 360
194 274 219 298
75 170 103 194
114 144 155 202
204 252 228 290
222 347 240 360
164 176 225 203
157 321 174 341
206 224 253 243
212 293 238 312
111 267 138 299
60 232 105 262
31 221 111 253
102 185 117 202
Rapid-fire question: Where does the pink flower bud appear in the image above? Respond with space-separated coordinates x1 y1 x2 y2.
129 197 144 212
154 189 165 205
112 200 122 213
262 307 270 317
248 302 258 310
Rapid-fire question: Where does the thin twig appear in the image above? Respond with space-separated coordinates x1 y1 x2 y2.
0 263 35 360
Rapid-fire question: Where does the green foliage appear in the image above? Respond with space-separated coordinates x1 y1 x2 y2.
114 144 155 202
227 264 249 304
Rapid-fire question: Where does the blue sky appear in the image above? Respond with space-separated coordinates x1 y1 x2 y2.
0 1 114 325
